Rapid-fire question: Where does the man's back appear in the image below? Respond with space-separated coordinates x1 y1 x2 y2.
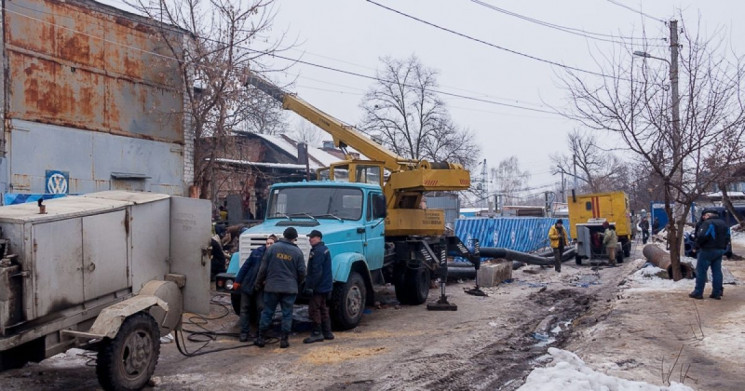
697 218 730 250
261 239 306 293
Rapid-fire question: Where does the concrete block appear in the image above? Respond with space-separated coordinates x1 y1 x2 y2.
477 262 512 287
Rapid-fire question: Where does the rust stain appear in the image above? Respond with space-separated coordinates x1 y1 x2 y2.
7 0 184 143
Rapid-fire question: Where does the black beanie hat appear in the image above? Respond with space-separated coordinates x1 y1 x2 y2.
283 227 298 240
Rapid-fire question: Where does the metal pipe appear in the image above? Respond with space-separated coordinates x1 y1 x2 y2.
642 244 694 279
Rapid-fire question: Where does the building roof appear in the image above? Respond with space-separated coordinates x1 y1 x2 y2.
252 133 340 168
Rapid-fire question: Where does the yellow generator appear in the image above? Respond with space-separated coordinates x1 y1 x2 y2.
567 191 633 260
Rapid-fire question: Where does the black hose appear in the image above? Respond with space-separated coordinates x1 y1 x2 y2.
174 295 278 357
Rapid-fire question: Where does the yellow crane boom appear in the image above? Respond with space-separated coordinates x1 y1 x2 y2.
246 74 471 236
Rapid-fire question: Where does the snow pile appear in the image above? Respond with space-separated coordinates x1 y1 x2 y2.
622 261 694 293
518 348 694 391
731 230 745 248
36 348 92 369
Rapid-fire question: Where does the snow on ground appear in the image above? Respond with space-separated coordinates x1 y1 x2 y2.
35 348 92 369
518 348 694 391
621 259 695 294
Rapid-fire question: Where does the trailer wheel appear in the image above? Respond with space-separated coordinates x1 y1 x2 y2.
395 265 431 305
96 312 160 391
331 271 366 330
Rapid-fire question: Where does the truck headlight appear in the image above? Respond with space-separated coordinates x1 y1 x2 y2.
225 279 234 290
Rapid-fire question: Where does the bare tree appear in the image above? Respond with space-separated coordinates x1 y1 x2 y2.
552 130 629 193
126 0 287 200
491 156 531 206
561 19 745 280
287 121 326 148
359 55 480 168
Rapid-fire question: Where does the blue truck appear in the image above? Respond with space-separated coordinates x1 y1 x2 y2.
215 75 482 329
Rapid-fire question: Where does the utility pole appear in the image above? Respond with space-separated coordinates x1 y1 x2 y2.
669 20 683 223
572 155 579 190
558 165 566 203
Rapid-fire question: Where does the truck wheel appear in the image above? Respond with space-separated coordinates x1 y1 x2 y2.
96 312 160 391
331 271 366 330
400 265 432 305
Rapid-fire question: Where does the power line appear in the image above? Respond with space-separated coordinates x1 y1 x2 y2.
605 0 667 23
469 0 664 45
7 2 560 116
366 0 633 82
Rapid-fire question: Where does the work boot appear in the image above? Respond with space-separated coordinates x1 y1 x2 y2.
239 333 249 342
709 293 722 300
688 293 703 300
303 324 324 344
322 319 335 340
254 330 266 348
280 332 289 349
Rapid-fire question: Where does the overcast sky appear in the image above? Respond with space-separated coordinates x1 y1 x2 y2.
254 0 745 198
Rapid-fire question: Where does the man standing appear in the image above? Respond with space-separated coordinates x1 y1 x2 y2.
640 216 650 244
548 219 569 272
254 227 306 348
303 230 335 344
232 234 277 342
602 222 618 267
689 210 730 300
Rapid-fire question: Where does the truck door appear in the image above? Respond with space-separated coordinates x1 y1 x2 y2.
363 192 386 271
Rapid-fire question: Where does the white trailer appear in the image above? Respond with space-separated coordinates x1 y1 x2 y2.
0 191 211 390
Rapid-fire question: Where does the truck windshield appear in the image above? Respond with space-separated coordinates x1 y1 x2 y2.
268 187 363 220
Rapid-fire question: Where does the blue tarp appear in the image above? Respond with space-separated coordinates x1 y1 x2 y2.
455 217 571 254
3 193 67 206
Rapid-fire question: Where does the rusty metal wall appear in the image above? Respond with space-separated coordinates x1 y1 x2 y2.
4 0 184 143
9 119 184 195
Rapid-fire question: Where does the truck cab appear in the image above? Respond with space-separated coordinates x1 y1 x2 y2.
218 181 387 330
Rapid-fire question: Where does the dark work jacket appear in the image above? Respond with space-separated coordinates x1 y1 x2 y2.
256 238 306 294
235 245 266 295
305 241 333 294
210 238 227 276
697 218 731 250
640 219 649 232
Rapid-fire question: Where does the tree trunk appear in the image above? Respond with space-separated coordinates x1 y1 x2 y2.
664 191 684 281
720 184 744 227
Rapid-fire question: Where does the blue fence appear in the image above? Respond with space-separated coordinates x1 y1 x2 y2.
455 217 570 254
3 193 67 206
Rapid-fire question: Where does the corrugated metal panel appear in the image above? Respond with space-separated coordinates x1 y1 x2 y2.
5 0 184 143
9 119 184 195
455 217 572 253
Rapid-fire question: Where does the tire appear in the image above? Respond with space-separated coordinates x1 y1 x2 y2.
575 255 583 266
394 265 431 305
331 271 366 330
96 312 160 391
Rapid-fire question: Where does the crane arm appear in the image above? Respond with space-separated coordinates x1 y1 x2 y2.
246 75 411 172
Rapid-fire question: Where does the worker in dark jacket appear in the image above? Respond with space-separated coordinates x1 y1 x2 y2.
254 227 306 348
303 230 335 343
232 234 277 342
689 210 731 300
639 216 650 244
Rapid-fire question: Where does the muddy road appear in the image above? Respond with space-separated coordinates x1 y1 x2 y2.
1 255 638 390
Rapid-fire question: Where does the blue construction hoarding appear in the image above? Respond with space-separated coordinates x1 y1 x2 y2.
455 217 570 254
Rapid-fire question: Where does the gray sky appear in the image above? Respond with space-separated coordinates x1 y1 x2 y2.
258 0 745 198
